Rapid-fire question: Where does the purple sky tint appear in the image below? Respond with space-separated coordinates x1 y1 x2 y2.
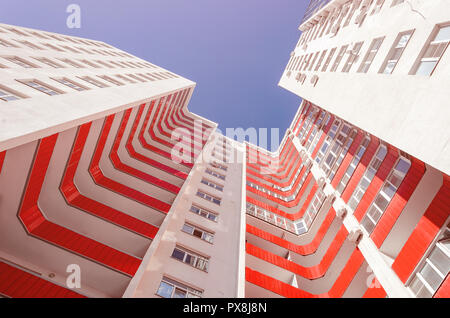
0 0 309 150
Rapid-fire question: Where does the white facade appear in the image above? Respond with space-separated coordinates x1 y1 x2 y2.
280 0 450 175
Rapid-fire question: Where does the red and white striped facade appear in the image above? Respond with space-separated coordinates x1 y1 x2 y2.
0 23 246 298
1 0 450 298
245 0 449 298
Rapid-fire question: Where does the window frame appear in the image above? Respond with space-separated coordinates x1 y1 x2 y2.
17 79 65 96
171 245 210 272
342 41 364 72
156 276 203 298
358 37 385 73
77 76 109 88
0 84 27 102
189 204 219 222
51 77 90 92
406 220 450 298
2 56 39 69
410 23 450 76
379 29 415 74
330 45 349 72
360 156 411 234
181 222 215 244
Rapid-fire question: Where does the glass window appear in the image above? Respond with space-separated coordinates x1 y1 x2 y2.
348 145 387 211
331 45 348 72
361 157 411 234
78 76 109 88
53 78 88 91
358 37 384 73
182 222 214 243
171 246 209 272
413 25 450 76
156 281 174 298
380 30 414 74
3 56 37 68
33 57 64 68
0 86 22 102
342 42 364 72
98 75 124 86
20 80 62 96
157 277 202 298
58 58 85 68
408 223 450 297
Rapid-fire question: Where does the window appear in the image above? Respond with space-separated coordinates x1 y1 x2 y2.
412 25 450 76
97 75 124 86
30 31 49 39
109 61 126 68
303 188 326 228
127 74 146 82
342 42 364 72
47 34 65 42
0 86 23 102
95 60 115 68
52 77 89 91
92 49 107 56
361 157 411 234
58 58 85 68
0 38 18 48
320 123 352 176
78 76 109 88
328 129 358 181
146 73 159 81
315 50 327 71
336 136 371 194
201 178 223 192
171 246 209 271
303 54 312 71
308 52 320 71
33 57 64 68
408 222 449 298
3 56 38 68
42 42 65 52
19 79 63 96
77 47 93 54
196 190 221 205
79 59 100 68
246 202 297 234
156 276 202 298
391 0 404 6
348 145 388 211
137 73 154 81
60 45 81 53
315 119 341 164
330 45 348 72
16 40 42 50
358 37 384 73
190 204 218 222
182 222 214 243
322 47 337 71
370 0 385 15
205 168 226 181
379 30 414 74
343 1 360 27
211 161 227 172
151 73 165 80
115 74 136 84
6 27 28 36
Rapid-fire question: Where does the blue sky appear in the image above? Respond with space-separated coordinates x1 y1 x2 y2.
0 0 309 150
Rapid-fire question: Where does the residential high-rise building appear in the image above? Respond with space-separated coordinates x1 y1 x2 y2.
247 0 449 298
0 0 449 299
